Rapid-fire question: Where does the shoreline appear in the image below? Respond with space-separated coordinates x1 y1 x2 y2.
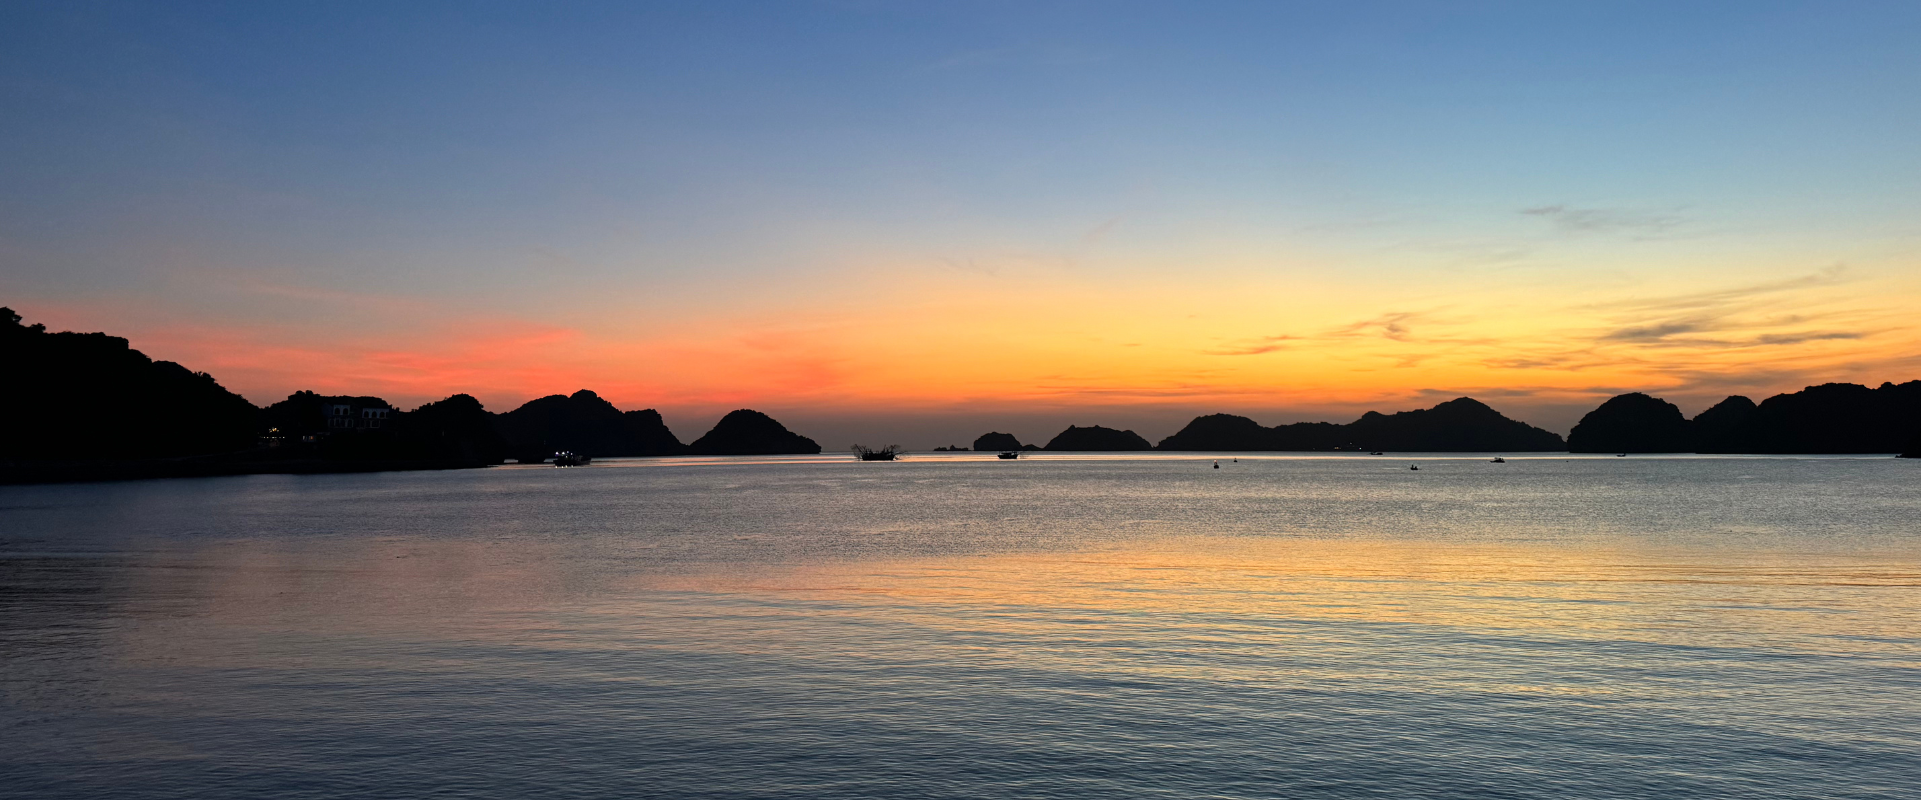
0 457 493 486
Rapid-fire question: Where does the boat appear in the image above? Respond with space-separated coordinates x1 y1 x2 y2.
1409 465 1419 470
997 451 1019 459
1213 460 1220 469
853 444 900 461
1370 451 1384 456
1491 457 1505 463
552 451 590 467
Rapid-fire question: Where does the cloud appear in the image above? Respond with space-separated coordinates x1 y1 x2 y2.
1331 311 1422 341
1521 204 1686 238
935 256 1000 276
1586 265 1868 348
1205 335 1302 356
1587 264 1849 314
1599 319 1712 342
1081 216 1122 246
1752 331 1864 346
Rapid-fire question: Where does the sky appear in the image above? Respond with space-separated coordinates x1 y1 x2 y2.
3 1 1919 448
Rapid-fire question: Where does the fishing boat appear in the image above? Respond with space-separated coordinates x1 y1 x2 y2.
552 451 590 467
997 451 1019 459
853 444 900 461
1491 457 1506 463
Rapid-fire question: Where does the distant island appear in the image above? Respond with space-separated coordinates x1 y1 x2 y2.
1045 425 1152 451
1154 397 1565 452
1566 385 1921 454
1 307 817 483
4 306 1918 483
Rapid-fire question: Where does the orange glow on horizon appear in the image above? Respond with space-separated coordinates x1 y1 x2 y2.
32 253 1921 428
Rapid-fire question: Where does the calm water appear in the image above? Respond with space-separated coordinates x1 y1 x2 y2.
2 454 1918 799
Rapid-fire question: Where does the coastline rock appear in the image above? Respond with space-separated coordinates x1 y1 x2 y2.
1689 395 1757 452
1155 414 1269 451
1346 398 1565 452
1700 382 1921 453
1155 399 1559 451
3 306 258 459
402 394 509 464
622 408 689 456
1264 421 1351 450
972 432 1024 452
496 390 687 458
1567 393 1693 453
1043 425 1151 451
687 410 821 455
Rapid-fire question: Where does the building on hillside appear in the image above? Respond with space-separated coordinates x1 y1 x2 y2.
323 398 393 431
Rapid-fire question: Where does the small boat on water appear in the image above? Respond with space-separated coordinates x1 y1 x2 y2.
552 451 590 467
1213 460 1220 469
1370 451 1384 456
1409 465 1420 470
853 444 900 461
997 451 1019 459
1491 457 1506 463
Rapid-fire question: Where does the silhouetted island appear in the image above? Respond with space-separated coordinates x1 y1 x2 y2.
1690 395 1757 452
1044 425 1152 451
494 389 686 460
1 307 520 483
972 432 1026 452
1348 398 1566 451
1697 381 1921 453
1156 398 1564 451
3 306 258 461
1567 393 1694 453
9 304 1921 484
407 393 512 463
687 410 822 455
1154 414 1277 451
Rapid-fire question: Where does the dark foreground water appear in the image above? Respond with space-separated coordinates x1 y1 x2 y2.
2 454 1918 799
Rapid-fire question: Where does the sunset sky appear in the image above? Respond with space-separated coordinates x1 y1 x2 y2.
4 1 1919 447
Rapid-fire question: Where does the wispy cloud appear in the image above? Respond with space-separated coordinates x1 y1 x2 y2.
1332 311 1423 342
935 256 1000 276
1587 264 1849 314
1521 204 1686 238
1081 216 1122 246
1599 319 1714 342
1586 265 1867 348
1205 335 1302 356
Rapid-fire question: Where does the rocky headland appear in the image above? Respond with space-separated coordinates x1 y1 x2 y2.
1044 425 1152 451
1155 398 1564 452
685 410 822 455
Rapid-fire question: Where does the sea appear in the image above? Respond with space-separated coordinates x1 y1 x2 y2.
2 453 1917 799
